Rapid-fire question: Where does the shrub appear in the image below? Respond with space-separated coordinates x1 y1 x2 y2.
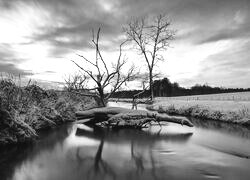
0 78 96 146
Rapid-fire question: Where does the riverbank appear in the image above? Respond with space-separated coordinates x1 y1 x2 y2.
146 94 250 126
110 92 250 126
2 101 250 180
0 79 96 146
109 98 152 104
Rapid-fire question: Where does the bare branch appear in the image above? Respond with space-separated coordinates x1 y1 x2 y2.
71 60 99 84
68 89 100 98
64 73 89 91
76 53 97 67
105 65 135 100
124 14 175 100
71 28 135 106
92 28 109 77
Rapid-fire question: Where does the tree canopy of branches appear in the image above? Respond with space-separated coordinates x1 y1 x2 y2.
64 73 88 91
124 14 175 100
71 28 135 107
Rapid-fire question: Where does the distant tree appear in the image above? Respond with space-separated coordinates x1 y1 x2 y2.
124 14 175 101
64 73 88 91
71 28 135 107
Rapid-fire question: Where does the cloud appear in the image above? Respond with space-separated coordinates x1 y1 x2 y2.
198 27 250 44
198 10 250 44
3 0 250 48
182 40 250 88
0 62 33 76
1 0 125 56
32 19 120 54
1 0 250 87
0 44 17 62
0 44 33 76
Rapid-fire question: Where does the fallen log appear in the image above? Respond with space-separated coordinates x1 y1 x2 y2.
76 107 131 119
76 107 193 128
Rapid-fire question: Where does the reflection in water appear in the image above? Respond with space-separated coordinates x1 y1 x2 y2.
1 124 195 180
1 103 250 180
131 140 144 175
73 124 194 180
0 124 71 180
190 117 250 139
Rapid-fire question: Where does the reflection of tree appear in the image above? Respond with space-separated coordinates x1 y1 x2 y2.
130 140 161 180
131 141 144 175
76 126 193 144
75 125 193 180
92 138 116 180
149 149 159 180
74 137 116 180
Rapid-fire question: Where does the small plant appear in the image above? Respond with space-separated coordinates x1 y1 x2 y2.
166 104 177 114
238 106 250 117
158 105 165 113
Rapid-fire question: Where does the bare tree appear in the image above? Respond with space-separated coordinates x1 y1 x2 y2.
124 14 175 101
64 73 88 91
71 28 135 107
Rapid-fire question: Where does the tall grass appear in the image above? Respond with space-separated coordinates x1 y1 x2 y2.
143 92 250 126
0 77 96 145
147 104 250 126
155 92 250 102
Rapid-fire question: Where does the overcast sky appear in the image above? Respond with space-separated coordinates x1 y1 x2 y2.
0 0 250 88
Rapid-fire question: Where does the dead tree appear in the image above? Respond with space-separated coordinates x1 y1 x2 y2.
71 28 135 107
124 14 175 101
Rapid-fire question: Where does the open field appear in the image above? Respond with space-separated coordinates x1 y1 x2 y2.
147 92 250 126
156 92 250 102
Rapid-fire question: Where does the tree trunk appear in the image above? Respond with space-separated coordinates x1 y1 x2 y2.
98 86 106 107
149 69 154 101
75 107 194 127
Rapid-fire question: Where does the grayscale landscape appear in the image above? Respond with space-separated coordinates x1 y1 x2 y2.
1 0 250 180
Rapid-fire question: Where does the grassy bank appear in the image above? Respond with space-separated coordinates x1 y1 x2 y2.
109 98 152 104
146 93 250 126
0 78 96 146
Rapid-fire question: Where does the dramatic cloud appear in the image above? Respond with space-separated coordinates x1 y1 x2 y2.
0 44 33 76
178 39 250 88
0 0 250 87
0 62 33 76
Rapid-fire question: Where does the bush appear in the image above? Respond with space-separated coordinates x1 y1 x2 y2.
0 78 96 146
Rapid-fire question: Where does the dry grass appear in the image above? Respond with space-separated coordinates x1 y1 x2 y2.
0 78 96 145
146 93 250 126
156 92 250 102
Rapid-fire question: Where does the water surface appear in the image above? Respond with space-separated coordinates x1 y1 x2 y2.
1 102 250 180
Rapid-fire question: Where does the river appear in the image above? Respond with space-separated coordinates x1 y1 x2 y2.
1 102 250 180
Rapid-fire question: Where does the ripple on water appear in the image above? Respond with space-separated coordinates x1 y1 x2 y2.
198 169 221 179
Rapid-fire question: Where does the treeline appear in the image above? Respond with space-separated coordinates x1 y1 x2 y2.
111 77 250 98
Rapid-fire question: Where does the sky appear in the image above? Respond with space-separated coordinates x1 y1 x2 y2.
0 0 250 89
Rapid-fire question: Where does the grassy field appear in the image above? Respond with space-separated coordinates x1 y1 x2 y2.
0 78 96 146
147 92 250 126
156 92 250 102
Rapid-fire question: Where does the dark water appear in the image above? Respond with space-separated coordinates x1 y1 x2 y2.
1 102 250 180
